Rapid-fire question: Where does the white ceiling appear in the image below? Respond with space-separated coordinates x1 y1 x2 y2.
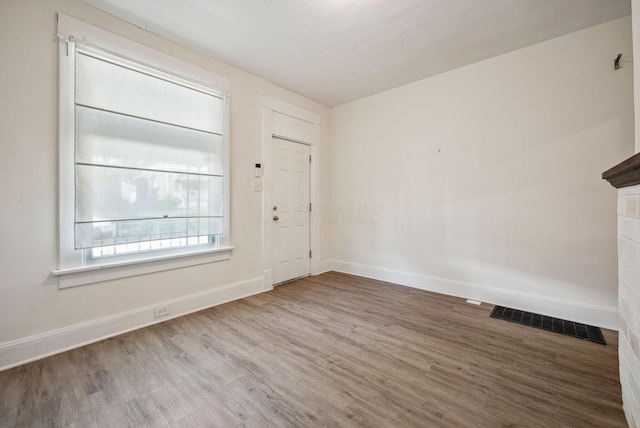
80 0 631 107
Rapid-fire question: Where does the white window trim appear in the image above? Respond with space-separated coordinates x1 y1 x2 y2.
51 246 234 289
54 14 232 289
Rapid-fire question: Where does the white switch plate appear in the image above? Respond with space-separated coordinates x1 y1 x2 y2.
252 178 263 192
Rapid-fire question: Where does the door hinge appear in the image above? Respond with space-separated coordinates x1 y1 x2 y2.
309 202 312 212
309 155 312 164
309 250 312 258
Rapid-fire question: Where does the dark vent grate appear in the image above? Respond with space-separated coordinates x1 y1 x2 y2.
490 306 606 345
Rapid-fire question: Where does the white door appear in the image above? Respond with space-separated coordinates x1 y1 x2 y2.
272 137 311 284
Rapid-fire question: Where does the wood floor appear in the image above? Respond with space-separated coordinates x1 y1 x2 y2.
0 272 627 427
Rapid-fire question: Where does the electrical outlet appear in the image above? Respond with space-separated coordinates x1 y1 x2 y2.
154 306 170 318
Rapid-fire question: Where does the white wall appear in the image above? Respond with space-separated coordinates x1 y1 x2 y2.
0 0 632 370
0 0 331 367
331 17 634 329
634 0 640 153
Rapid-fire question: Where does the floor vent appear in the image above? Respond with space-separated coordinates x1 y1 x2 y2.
490 306 606 345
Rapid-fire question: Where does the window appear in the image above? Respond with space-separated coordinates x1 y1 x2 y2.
54 14 231 287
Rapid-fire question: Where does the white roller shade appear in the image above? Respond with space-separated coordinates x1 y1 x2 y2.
72 45 226 250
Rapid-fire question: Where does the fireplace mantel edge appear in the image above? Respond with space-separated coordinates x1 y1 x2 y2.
603 152 640 189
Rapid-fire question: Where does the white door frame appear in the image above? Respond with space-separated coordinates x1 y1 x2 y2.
261 96 321 290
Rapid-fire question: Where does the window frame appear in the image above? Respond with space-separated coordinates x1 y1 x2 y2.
52 14 233 289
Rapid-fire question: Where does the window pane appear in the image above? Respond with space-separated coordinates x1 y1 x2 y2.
76 106 223 176
75 217 222 249
76 52 223 134
75 164 223 222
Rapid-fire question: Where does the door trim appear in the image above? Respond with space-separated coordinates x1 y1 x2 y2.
272 134 310 145
261 98 321 289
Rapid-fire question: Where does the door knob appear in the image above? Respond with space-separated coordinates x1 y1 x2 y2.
273 215 279 221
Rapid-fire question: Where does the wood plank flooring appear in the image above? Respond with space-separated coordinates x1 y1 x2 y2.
0 272 627 427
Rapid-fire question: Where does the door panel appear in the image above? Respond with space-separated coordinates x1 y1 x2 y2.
272 137 310 284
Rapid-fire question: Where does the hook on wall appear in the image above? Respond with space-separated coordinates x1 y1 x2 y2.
614 53 622 70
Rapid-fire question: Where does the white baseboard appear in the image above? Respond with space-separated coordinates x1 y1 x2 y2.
332 260 619 330
311 259 332 276
0 277 265 372
262 269 274 290
311 257 322 275
319 259 333 275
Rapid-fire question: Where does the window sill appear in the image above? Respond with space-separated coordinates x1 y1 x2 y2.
51 246 234 289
